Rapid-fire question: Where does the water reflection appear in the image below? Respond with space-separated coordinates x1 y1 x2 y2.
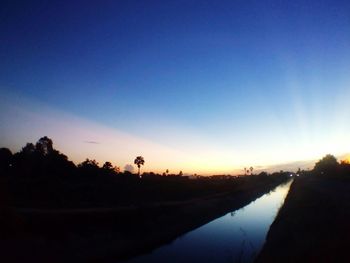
126 180 293 263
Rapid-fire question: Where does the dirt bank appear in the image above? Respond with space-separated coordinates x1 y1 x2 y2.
0 177 287 263
256 175 350 263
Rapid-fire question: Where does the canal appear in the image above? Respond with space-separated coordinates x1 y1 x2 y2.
125 180 293 263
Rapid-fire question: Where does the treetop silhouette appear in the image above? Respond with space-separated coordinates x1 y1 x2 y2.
134 156 145 176
314 154 339 174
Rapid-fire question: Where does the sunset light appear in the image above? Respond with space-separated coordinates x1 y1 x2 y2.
1 1 350 262
1 0 350 174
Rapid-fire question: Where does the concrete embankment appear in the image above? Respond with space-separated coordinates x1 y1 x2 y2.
256 175 350 263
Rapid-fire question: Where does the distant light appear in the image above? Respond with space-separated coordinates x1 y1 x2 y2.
296 174 300 177
290 174 293 177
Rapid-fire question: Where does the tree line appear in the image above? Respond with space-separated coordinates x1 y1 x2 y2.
1 136 348 180
0 136 184 180
0 136 132 178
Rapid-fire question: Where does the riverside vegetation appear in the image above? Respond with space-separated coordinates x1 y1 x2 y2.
256 155 350 262
0 136 290 262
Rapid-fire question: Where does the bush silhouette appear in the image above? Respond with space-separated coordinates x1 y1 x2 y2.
314 154 339 175
0 148 12 173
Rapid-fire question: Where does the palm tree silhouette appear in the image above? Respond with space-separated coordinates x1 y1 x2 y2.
134 156 145 176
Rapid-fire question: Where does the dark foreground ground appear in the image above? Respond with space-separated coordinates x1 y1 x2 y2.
0 174 287 263
256 174 350 263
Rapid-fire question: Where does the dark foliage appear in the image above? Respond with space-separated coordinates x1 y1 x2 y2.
10 137 75 178
1 136 292 210
0 148 12 174
134 156 145 175
313 154 339 175
0 136 293 262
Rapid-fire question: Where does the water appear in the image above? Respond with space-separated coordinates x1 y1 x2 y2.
126 180 293 263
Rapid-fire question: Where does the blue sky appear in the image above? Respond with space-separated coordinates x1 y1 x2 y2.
1 0 350 174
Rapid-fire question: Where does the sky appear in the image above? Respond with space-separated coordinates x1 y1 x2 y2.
1 0 350 174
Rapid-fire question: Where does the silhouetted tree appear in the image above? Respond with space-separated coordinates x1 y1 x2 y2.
10 137 75 177
339 159 350 176
134 156 145 176
0 148 12 174
250 166 254 175
44 149 75 176
102 161 117 176
102 161 113 171
35 136 53 155
79 159 99 168
78 159 100 176
341 159 350 165
314 154 339 175
179 170 183 176
21 143 36 154
123 170 133 176
259 171 268 177
12 143 38 176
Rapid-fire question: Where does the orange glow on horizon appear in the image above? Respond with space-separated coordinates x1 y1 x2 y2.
1 92 350 175
341 155 350 164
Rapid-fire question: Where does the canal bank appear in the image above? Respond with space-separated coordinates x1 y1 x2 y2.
0 175 288 263
256 175 350 262
126 180 293 263
112 176 290 263
92 176 289 263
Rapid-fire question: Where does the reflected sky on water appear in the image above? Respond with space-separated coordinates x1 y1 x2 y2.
126 180 293 263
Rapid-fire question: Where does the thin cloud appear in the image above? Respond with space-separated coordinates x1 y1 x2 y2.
84 141 100 144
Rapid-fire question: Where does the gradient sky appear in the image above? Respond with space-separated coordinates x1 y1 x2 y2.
1 0 350 174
